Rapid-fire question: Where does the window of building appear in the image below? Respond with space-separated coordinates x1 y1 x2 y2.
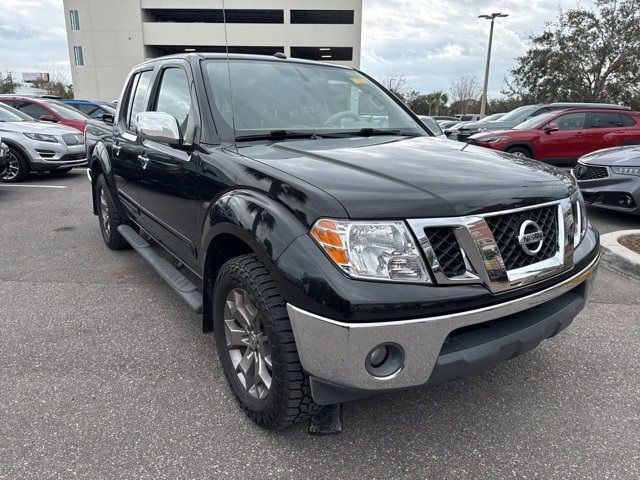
290 10 354 24
587 112 623 128
290 47 353 62
148 45 284 56
144 9 283 23
153 68 191 136
126 70 154 130
73 46 84 66
69 9 80 30
555 112 586 130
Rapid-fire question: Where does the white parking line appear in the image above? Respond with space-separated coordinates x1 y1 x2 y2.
0 184 68 189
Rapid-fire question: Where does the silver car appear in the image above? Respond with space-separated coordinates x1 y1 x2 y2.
0 103 87 182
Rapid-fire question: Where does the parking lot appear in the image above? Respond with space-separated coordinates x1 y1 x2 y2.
1 171 639 479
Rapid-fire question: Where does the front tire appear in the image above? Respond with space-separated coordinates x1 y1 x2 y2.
1 147 29 182
213 254 319 430
95 174 129 250
506 146 532 158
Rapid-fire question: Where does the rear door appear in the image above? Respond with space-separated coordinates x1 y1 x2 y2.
137 61 200 268
585 111 638 151
537 112 588 164
111 68 154 218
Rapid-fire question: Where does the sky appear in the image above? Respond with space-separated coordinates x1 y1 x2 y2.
0 0 595 99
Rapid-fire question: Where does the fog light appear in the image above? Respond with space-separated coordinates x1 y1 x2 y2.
618 194 633 208
365 343 405 379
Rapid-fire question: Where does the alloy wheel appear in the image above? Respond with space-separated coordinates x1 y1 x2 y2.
2 152 20 181
223 288 273 400
99 187 110 236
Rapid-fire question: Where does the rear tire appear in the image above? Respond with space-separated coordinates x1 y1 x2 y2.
213 254 320 430
506 146 532 158
1 147 29 182
95 174 129 250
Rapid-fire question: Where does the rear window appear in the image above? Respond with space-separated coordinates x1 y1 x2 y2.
621 114 637 127
587 112 622 128
45 101 90 120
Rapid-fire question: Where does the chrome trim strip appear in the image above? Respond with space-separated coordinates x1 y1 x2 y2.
287 253 599 391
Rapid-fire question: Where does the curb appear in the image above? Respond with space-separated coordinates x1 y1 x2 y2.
600 230 640 280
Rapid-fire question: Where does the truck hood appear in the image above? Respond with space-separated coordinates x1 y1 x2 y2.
0 120 79 136
242 136 574 218
579 145 640 166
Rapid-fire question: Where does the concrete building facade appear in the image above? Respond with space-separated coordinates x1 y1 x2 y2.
62 0 363 100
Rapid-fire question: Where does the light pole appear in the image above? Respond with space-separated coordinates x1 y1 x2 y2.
479 12 508 117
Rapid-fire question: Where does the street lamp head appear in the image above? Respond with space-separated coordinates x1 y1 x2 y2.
479 12 509 19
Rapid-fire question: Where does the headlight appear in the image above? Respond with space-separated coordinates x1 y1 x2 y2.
310 219 431 283
612 166 640 176
477 136 507 143
24 133 58 143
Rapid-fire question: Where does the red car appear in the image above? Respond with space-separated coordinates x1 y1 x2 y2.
0 96 90 132
468 108 640 166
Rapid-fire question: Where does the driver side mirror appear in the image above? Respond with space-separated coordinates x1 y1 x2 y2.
135 111 182 145
544 122 560 134
101 113 114 125
40 114 58 123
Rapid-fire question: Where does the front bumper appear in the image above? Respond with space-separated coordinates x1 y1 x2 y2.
22 139 87 171
577 171 640 216
287 253 599 404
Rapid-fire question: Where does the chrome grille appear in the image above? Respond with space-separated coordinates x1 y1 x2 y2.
485 205 558 270
573 163 608 181
408 198 575 293
424 227 466 278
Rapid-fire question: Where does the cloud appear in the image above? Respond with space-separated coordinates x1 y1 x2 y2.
362 0 596 98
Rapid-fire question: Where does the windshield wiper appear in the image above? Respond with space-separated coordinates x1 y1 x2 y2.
235 130 320 142
326 128 416 138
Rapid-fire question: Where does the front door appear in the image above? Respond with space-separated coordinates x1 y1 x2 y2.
138 63 200 270
537 112 588 165
111 69 154 219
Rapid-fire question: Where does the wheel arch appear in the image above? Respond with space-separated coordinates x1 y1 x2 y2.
89 142 114 215
200 189 309 333
505 141 536 158
1 138 31 165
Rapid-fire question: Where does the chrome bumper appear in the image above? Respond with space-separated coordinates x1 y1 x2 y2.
287 253 600 391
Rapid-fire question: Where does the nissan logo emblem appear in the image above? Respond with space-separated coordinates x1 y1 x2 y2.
517 220 544 256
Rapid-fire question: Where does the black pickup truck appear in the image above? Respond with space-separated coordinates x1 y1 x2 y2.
87 53 600 430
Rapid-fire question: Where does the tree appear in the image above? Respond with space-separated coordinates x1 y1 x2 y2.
504 0 640 106
382 73 417 103
31 65 74 98
0 71 19 94
449 75 481 114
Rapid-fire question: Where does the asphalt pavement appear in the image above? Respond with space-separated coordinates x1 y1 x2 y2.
1 171 638 479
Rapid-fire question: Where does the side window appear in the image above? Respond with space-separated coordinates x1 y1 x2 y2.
587 112 622 128
18 102 49 119
554 112 586 130
620 114 637 127
77 104 99 116
127 70 153 130
153 68 192 136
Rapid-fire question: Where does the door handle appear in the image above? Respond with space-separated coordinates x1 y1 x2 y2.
113 144 121 156
138 154 150 170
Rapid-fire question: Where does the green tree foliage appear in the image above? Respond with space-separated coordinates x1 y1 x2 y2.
409 91 449 115
0 71 19 94
505 0 640 107
32 78 74 99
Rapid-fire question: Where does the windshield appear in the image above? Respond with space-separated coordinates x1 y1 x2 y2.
514 112 556 130
0 102 32 122
482 112 505 122
44 100 91 120
203 59 424 138
498 105 539 123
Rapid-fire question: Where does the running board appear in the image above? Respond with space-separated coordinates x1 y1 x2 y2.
117 225 203 313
